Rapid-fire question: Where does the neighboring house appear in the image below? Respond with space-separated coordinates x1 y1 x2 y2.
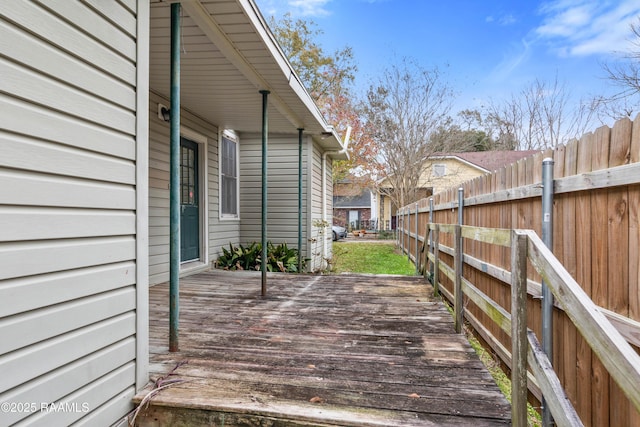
0 1 346 425
333 178 377 230
379 151 537 229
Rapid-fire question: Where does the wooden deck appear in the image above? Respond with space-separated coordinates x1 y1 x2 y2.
134 270 510 426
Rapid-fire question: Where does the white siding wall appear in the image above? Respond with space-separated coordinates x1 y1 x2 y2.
306 142 335 272
0 1 145 425
325 149 335 261
148 92 241 284
238 134 309 262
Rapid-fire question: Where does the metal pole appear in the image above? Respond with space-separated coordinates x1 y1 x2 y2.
297 128 303 273
458 187 464 227
541 158 555 427
454 187 464 333
169 2 181 353
260 90 270 297
415 202 419 274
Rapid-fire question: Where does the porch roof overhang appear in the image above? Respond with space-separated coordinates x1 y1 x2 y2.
149 0 347 159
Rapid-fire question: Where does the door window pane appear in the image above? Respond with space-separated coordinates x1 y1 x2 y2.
180 140 198 206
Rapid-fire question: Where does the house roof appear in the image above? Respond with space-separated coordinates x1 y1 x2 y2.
431 151 539 173
334 192 372 208
377 150 539 189
149 0 347 158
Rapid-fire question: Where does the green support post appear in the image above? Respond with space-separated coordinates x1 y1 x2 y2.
297 128 304 273
169 2 181 352
260 90 270 297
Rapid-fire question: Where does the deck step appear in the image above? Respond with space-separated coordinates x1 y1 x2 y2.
137 271 511 426
131 394 509 427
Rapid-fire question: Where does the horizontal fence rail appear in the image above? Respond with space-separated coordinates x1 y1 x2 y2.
415 223 640 426
395 113 640 427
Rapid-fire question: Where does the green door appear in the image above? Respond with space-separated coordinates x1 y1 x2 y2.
180 137 199 262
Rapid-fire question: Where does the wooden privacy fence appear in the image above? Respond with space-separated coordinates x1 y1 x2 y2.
424 223 640 426
397 115 640 426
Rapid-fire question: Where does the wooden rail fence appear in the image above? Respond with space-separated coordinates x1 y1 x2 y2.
397 115 640 426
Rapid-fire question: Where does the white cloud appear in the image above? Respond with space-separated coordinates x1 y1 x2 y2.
499 14 517 26
288 0 332 17
535 0 640 56
486 13 517 26
255 0 332 18
490 38 533 82
255 0 283 17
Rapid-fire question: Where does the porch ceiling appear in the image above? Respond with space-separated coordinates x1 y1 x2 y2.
149 0 346 155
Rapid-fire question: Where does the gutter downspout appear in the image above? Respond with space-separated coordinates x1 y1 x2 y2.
321 126 351 267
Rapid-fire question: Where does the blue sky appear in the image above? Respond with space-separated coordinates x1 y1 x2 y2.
255 0 640 117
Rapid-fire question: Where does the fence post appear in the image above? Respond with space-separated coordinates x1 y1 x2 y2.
406 208 411 263
401 208 404 249
398 208 403 252
454 188 464 333
541 157 555 427
433 224 440 296
415 202 419 274
428 198 434 281
511 230 528 427
454 224 463 333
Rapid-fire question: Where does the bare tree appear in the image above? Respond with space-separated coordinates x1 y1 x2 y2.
363 58 454 211
599 17 640 120
485 77 597 150
603 18 640 99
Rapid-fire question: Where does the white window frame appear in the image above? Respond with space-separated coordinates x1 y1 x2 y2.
219 129 240 220
433 163 446 177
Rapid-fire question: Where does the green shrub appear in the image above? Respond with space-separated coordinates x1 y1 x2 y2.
377 230 395 240
216 241 305 273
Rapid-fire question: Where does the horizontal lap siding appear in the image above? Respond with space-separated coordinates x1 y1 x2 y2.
325 151 334 259
0 1 140 425
309 143 325 271
239 134 309 260
148 92 228 285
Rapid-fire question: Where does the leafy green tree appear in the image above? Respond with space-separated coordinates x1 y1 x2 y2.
268 13 355 103
267 13 379 188
429 112 496 152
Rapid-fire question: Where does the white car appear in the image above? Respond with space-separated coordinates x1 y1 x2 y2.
332 225 347 241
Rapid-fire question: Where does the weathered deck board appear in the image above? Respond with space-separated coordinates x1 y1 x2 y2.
134 270 511 426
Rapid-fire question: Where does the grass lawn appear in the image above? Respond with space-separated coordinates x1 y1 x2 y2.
331 241 416 275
